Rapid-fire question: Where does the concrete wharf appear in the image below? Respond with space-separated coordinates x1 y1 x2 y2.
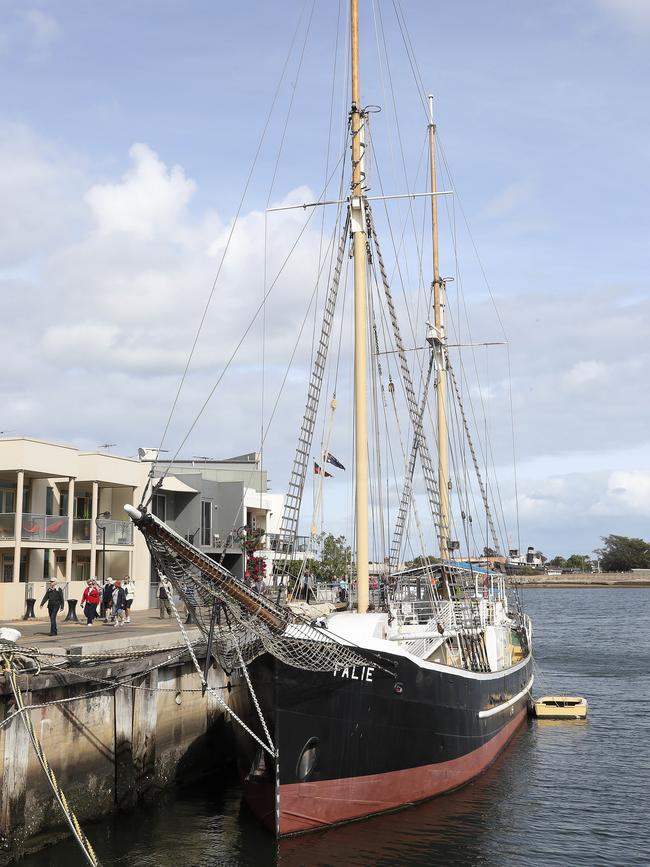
0 611 229 864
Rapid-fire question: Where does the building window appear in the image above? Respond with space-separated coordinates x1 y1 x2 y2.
2 556 12 583
46 487 54 516
74 559 90 581
0 485 16 514
59 492 67 517
75 496 91 519
3 556 27 582
201 501 212 547
43 550 51 580
153 494 166 523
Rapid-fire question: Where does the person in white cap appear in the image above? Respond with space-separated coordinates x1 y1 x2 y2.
40 578 64 636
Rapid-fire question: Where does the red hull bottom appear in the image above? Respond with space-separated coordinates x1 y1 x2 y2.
277 708 526 835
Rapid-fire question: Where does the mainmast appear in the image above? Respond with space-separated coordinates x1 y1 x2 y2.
350 0 369 613
428 95 450 559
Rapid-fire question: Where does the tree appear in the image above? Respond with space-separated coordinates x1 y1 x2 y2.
548 556 567 569
283 558 318 579
565 554 592 572
404 554 440 569
313 533 352 582
595 535 650 572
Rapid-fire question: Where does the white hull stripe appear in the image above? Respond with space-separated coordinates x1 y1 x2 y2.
478 676 534 719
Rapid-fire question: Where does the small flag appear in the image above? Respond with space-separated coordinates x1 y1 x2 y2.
314 462 332 477
325 452 345 470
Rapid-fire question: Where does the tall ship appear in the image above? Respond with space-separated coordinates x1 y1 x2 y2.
125 0 533 837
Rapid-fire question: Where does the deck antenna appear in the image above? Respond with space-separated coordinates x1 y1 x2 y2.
427 94 450 559
350 0 369 613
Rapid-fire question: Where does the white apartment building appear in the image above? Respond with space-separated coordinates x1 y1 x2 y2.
0 438 150 621
0 441 288 620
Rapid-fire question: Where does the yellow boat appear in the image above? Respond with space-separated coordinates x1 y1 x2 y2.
533 695 587 720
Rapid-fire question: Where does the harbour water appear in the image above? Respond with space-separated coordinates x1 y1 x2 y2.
22 588 650 866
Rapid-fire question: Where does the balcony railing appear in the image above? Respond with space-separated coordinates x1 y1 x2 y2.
73 518 92 542
261 533 316 554
21 514 69 542
0 515 135 546
0 513 15 541
95 519 133 546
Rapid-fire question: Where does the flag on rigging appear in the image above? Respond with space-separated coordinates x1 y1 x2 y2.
314 462 333 477
325 452 345 470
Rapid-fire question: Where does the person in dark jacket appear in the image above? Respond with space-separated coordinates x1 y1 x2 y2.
102 578 114 623
40 578 64 636
112 580 127 627
158 583 172 618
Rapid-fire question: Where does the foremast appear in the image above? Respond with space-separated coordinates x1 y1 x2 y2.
350 0 369 613
427 95 450 560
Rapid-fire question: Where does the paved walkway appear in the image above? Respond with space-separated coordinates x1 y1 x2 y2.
2 609 199 655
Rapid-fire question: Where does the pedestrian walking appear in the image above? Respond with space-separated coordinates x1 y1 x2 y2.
158 582 172 618
40 578 64 636
123 576 134 623
112 580 127 627
102 578 114 623
80 578 100 625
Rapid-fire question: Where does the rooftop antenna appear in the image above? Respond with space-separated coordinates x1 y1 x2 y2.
99 443 117 452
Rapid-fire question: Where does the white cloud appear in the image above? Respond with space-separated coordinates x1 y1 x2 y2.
590 471 650 516
25 9 60 48
599 0 650 31
0 124 86 265
85 144 197 241
564 359 608 388
482 181 533 218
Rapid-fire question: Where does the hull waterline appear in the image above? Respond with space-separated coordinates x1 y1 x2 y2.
232 650 533 836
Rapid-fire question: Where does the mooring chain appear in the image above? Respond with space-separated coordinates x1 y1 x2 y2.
157 571 276 758
1 653 101 867
446 356 501 554
234 639 275 754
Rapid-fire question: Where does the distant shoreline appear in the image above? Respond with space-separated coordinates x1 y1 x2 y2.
515 582 650 588
512 573 650 589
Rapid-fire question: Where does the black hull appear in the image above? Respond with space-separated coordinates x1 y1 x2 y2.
230 649 533 835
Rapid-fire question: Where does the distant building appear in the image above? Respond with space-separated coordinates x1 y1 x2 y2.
507 546 545 569
147 451 284 598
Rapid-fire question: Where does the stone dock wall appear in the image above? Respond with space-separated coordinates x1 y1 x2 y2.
0 649 231 864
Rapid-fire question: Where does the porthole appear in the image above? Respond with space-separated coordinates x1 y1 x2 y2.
296 737 320 782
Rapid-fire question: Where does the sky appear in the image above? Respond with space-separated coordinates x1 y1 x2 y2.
0 0 648 559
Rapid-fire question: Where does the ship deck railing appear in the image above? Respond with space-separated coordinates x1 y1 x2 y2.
391 597 500 631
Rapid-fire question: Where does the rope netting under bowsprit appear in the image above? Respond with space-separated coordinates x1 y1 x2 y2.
144 529 387 674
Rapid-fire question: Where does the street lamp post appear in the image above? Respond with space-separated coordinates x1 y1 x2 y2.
95 511 111 582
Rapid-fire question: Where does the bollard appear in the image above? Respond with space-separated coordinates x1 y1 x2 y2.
64 599 79 623
22 599 36 620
